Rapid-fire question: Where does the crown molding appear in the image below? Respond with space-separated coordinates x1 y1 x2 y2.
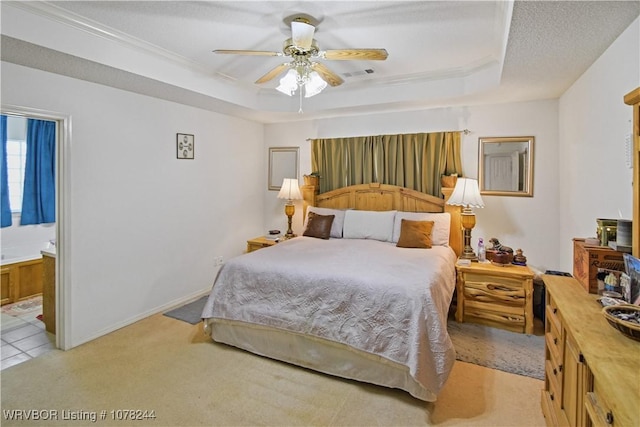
7 1 212 75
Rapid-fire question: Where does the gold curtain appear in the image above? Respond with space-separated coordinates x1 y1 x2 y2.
311 131 463 197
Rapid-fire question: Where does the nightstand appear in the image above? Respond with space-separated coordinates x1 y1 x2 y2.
246 236 277 253
455 261 534 334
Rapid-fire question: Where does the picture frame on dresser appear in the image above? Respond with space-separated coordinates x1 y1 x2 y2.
623 253 640 305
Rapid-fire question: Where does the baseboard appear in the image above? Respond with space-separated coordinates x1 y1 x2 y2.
69 287 211 349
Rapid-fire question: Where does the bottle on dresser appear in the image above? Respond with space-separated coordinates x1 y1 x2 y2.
477 238 486 262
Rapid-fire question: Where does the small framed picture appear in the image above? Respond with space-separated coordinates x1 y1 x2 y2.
177 133 194 159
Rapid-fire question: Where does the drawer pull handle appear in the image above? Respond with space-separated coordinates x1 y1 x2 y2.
606 411 614 425
553 368 557 376
550 393 554 401
553 308 557 314
558 364 563 372
553 337 558 345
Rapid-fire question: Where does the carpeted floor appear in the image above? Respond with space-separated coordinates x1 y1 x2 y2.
165 297 545 380
1 313 545 426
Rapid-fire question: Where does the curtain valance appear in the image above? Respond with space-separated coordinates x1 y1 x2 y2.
310 131 463 197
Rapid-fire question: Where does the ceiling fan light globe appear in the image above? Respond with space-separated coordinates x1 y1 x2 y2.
276 69 298 96
304 71 327 97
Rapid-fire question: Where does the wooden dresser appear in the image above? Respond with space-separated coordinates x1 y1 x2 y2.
541 274 639 427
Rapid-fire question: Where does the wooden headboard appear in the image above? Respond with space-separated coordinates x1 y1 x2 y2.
301 182 462 256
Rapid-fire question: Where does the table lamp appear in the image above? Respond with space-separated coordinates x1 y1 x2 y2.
277 178 303 239
446 178 485 260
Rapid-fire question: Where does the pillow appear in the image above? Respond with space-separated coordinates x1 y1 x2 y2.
392 212 450 246
342 210 397 242
305 207 347 238
396 219 434 248
303 212 335 240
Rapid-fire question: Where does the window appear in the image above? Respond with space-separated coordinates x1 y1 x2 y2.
5 116 28 213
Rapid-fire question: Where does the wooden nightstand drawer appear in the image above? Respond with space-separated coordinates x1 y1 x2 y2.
246 236 277 253
463 273 527 306
455 262 534 334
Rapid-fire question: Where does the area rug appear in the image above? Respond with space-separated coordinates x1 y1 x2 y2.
163 296 208 325
447 320 544 380
1 296 43 317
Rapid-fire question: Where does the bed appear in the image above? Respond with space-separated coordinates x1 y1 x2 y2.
202 183 463 401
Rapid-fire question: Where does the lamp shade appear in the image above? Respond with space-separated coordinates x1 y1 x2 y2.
446 178 484 208
277 178 303 201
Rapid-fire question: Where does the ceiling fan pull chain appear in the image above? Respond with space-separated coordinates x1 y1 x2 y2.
298 86 304 114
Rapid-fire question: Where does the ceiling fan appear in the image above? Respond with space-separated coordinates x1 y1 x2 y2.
213 16 388 96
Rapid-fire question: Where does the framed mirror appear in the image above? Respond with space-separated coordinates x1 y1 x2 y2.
478 136 534 197
268 147 299 191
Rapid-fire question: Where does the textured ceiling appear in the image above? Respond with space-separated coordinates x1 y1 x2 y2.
1 1 638 123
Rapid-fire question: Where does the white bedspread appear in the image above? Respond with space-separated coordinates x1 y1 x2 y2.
202 237 457 399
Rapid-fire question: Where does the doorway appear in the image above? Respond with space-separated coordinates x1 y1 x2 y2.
1 104 70 354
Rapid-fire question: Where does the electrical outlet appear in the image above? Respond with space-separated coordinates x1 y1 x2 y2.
214 256 224 266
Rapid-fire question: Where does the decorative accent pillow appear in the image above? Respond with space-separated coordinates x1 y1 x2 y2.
305 207 347 238
396 219 434 248
392 212 451 246
303 212 335 240
342 210 397 242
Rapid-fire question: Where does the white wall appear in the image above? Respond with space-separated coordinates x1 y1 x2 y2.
559 17 640 272
1 62 265 347
264 99 560 272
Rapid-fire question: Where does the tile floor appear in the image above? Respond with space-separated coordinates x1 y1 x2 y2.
1 299 56 370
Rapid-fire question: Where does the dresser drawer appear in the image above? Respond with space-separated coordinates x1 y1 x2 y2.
545 335 563 386
545 359 563 417
585 379 626 427
545 307 563 358
541 389 558 427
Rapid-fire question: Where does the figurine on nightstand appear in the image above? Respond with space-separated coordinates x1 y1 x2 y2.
512 248 527 266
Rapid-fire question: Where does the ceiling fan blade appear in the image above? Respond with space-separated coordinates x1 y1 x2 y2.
291 20 315 50
255 63 290 84
311 62 344 87
213 49 281 57
322 49 388 61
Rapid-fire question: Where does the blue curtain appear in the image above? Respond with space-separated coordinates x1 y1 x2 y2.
0 115 12 227
21 118 56 225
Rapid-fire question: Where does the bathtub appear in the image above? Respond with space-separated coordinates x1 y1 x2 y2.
1 242 53 266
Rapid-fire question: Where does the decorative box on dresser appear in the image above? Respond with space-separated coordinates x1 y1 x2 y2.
541 274 639 427
572 238 625 294
455 262 534 334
